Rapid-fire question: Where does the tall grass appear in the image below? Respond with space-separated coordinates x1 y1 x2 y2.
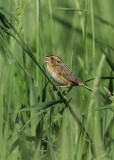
0 0 114 159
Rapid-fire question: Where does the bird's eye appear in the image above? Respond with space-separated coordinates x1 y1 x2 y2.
51 57 54 61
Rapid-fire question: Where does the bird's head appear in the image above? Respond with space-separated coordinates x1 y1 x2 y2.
44 55 63 65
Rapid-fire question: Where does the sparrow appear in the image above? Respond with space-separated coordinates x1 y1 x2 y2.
44 55 92 91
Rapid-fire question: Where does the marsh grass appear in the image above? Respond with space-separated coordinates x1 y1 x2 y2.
0 0 114 159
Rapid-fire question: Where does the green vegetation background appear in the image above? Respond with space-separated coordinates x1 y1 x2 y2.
0 0 114 159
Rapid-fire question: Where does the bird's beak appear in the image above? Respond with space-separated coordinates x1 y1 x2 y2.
43 56 49 63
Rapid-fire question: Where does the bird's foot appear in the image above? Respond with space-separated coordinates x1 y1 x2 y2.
53 86 60 93
62 88 72 96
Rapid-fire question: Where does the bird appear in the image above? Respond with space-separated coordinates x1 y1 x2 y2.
44 55 92 92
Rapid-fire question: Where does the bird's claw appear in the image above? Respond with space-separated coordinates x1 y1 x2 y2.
62 88 72 96
62 90 67 96
53 86 60 92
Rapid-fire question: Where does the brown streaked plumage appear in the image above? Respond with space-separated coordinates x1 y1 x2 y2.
44 55 92 91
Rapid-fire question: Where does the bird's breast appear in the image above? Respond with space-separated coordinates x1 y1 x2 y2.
47 64 66 85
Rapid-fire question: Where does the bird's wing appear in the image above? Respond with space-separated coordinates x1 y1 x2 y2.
55 64 83 86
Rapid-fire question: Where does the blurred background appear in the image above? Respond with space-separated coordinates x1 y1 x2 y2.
0 0 114 159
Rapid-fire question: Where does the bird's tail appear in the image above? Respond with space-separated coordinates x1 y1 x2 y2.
84 85 92 92
79 83 92 92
